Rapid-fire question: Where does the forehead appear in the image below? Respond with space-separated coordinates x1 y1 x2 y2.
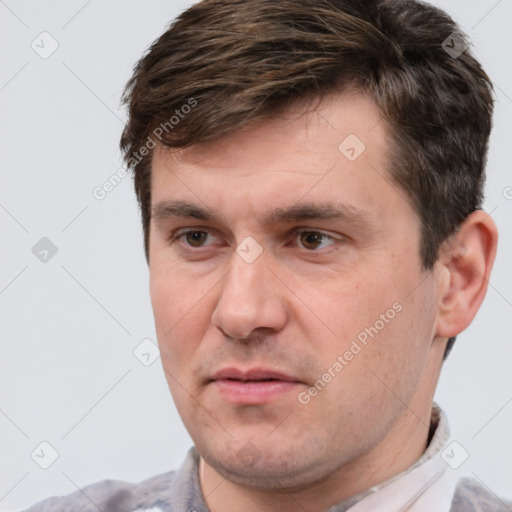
158 91 389 171
149 91 409 230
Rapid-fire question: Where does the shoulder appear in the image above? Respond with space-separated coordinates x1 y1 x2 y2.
451 476 512 512
22 469 178 512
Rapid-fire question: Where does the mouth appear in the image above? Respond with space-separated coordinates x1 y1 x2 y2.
210 367 303 404
211 367 301 382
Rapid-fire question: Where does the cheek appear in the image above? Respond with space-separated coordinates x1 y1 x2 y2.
150 261 210 330
300 265 422 386
149 270 208 370
291 268 396 349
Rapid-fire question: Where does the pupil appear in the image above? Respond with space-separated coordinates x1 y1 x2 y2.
187 231 206 246
302 232 320 249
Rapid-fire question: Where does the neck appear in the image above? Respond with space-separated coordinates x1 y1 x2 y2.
200 400 435 512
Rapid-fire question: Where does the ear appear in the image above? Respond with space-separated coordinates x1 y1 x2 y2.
435 210 498 338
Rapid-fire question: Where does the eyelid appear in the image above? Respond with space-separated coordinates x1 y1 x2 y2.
291 227 339 240
171 226 221 241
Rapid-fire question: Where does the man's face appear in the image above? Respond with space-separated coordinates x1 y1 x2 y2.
149 93 443 489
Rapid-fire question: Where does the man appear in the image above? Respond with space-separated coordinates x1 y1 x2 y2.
24 0 510 510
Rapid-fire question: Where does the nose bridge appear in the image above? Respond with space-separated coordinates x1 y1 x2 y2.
222 250 269 313
212 247 287 339
231 249 263 287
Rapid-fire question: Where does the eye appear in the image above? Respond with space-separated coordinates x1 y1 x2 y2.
293 229 337 251
171 228 339 252
174 230 217 248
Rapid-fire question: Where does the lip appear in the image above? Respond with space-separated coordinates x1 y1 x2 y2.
211 367 301 382
210 367 303 404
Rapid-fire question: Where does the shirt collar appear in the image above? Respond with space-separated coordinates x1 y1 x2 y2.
172 402 457 512
328 401 458 512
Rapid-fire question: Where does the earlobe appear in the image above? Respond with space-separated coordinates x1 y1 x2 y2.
435 210 498 339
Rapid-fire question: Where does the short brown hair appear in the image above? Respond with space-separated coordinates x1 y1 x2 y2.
120 0 494 359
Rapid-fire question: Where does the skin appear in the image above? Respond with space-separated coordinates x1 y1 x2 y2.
148 92 497 512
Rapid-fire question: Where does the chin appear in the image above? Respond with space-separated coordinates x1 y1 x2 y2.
196 435 334 491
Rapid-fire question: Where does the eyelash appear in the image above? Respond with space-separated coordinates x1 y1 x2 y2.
170 228 340 252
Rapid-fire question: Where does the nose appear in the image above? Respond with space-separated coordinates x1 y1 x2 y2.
211 250 288 341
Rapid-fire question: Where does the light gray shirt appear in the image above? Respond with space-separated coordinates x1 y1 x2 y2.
23 403 512 511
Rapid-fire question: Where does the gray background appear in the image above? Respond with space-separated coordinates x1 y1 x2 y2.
1 0 511 510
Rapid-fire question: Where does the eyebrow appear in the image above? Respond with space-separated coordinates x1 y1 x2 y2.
151 199 376 230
